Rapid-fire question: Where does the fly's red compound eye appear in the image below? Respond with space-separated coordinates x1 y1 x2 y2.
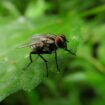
55 36 65 48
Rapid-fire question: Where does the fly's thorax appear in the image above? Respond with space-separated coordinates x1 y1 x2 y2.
42 39 57 52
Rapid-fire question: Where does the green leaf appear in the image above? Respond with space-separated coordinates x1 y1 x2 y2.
0 14 82 101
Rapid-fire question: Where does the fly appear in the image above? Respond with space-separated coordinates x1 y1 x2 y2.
20 34 76 77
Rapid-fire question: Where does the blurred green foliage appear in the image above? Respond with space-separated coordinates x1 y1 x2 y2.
0 0 105 105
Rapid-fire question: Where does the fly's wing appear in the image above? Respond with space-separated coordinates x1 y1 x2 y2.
18 43 32 48
31 34 56 40
18 39 38 48
18 34 56 48
31 34 56 44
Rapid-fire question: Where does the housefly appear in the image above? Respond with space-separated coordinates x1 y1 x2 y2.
20 34 76 77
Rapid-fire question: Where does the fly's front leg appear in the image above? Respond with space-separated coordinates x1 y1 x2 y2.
55 50 60 72
38 54 48 77
65 48 76 56
23 52 34 70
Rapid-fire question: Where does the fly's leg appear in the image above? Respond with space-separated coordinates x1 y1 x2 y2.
23 52 34 70
65 49 76 56
38 54 48 77
55 50 60 72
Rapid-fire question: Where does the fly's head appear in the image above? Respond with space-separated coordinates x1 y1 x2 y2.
55 35 68 50
55 35 76 55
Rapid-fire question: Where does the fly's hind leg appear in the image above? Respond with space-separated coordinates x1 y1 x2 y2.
38 54 48 77
23 52 34 70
